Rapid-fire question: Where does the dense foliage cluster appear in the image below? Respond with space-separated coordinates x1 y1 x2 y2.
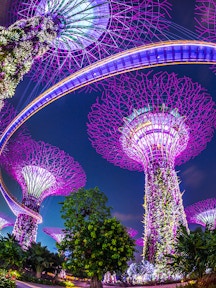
167 225 216 280
59 187 135 288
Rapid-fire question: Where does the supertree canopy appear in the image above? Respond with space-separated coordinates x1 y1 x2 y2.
1 138 86 248
43 227 65 243
185 198 216 229
195 0 216 73
0 16 58 102
87 71 216 269
0 101 29 158
195 0 216 42
10 0 171 83
0 213 14 231
0 101 16 136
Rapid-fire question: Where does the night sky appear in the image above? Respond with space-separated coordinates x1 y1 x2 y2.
0 0 216 259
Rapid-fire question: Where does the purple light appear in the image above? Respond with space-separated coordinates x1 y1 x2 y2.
0 213 14 231
87 71 216 266
43 227 65 243
185 198 216 229
195 0 216 73
127 227 138 238
11 0 171 83
136 238 144 247
1 138 86 248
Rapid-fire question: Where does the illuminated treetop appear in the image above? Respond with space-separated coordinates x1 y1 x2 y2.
185 198 216 229
195 0 216 42
10 0 171 83
43 227 65 243
87 71 216 171
0 213 14 230
2 139 86 204
0 16 58 101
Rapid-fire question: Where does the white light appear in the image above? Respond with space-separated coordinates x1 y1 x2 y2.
22 165 56 198
35 0 110 50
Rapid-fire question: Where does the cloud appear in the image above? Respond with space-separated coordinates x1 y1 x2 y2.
181 165 206 189
112 211 141 222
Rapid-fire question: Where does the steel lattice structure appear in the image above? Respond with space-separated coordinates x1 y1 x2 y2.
1 138 86 248
11 0 171 83
0 212 14 231
87 71 216 268
43 227 65 243
195 0 216 43
195 0 216 73
185 198 216 229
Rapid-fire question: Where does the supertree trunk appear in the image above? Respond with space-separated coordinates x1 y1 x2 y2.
13 196 39 249
13 213 38 249
143 162 188 269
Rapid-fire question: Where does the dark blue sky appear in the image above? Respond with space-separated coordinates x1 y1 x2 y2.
0 0 216 257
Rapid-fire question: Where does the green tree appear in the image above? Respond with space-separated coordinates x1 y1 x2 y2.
0 233 25 270
58 187 135 288
25 242 62 279
167 225 216 279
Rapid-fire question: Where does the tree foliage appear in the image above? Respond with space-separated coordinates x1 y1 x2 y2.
0 233 25 270
166 225 216 279
58 187 135 288
25 242 63 279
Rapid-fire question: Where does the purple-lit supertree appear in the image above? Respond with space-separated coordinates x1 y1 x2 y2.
87 71 216 269
1 138 86 248
195 0 216 42
185 198 216 230
43 227 65 243
10 0 171 84
0 213 14 233
195 0 216 73
0 15 58 102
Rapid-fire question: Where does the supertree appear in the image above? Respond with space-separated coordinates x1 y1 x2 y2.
195 0 216 42
43 227 65 243
10 0 171 84
185 198 216 230
87 71 216 270
0 213 14 232
1 138 86 248
195 0 216 74
0 16 58 102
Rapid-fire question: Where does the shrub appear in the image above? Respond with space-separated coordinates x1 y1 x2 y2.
0 270 15 288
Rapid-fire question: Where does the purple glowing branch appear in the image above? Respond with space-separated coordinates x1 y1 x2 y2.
2 139 86 204
0 102 17 136
127 227 138 238
88 71 216 170
43 227 65 243
195 0 216 73
135 238 144 247
185 198 216 229
195 0 216 43
0 213 14 230
11 0 171 83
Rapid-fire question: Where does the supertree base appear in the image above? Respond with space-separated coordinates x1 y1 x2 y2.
13 213 38 249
